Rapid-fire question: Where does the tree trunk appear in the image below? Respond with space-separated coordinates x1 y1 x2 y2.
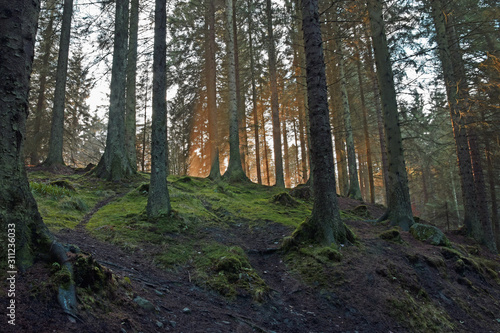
0 0 77 319
364 23 389 205
125 0 140 171
222 0 247 182
266 0 285 188
247 0 261 184
147 0 171 218
283 105 291 188
368 0 414 230
233 0 247 177
337 38 362 201
207 0 220 180
290 0 346 246
28 0 57 165
355 27 375 203
93 0 135 180
44 0 74 167
429 0 483 241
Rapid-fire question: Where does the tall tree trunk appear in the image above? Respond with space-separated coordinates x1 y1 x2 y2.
355 27 375 203
429 0 483 242
93 0 135 180
290 0 346 246
44 0 74 167
266 0 285 188
247 0 261 184
222 0 247 182
28 0 57 165
445 11 496 251
125 0 140 172
364 23 389 204
233 0 247 176
147 0 171 218
337 38 362 201
0 0 77 319
368 0 414 230
207 0 220 179
293 3 309 184
283 105 291 188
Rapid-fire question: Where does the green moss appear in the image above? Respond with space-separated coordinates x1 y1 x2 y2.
379 228 402 243
285 244 344 288
51 264 72 290
409 223 451 247
388 293 455 332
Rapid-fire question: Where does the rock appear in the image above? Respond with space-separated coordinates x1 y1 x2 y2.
379 228 402 243
170 321 177 327
409 223 450 247
133 296 155 311
182 307 191 314
156 321 164 328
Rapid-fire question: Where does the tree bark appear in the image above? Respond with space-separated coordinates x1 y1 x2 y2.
93 0 135 180
290 0 346 246
44 0 74 167
222 0 248 182
125 0 140 172
147 0 171 218
266 0 285 188
368 0 414 230
206 0 220 180
429 0 484 242
28 0 57 165
0 0 77 319
337 38 362 201
247 0 261 184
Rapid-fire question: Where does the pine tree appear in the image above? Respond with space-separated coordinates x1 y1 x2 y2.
44 0 74 168
92 0 135 180
367 0 414 230
147 0 171 218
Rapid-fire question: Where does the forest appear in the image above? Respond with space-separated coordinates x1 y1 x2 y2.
0 0 499 332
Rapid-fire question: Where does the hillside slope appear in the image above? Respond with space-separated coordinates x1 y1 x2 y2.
2 169 500 332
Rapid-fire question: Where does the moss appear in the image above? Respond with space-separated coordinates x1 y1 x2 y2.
379 228 402 243
388 293 455 332
349 205 372 219
49 180 76 191
51 264 72 290
409 223 451 247
271 192 299 207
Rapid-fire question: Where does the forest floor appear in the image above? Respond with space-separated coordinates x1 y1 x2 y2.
2 168 500 333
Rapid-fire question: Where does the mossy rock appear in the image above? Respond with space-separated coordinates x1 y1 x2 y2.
271 192 299 207
409 223 451 247
379 228 402 243
49 180 76 191
289 186 312 201
177 176 192 183
349 205 372 219
73 254 113 291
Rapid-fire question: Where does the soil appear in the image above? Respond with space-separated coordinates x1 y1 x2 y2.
2 174 500 333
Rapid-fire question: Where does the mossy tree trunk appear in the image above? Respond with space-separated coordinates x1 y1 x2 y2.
367 0 414 230
147 0 171 218
125 0 140 172
0 0 77 319
266 0 285 188
92 0 135 181
43 0 73 167
291 0 346 246
222 0 248 182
